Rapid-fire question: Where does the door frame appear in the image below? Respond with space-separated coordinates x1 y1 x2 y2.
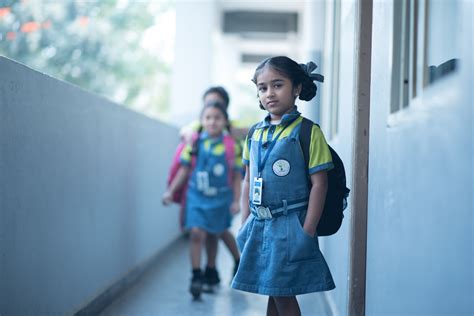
348 0 373 315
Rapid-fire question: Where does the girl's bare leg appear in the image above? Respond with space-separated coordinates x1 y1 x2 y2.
205 233 218 268
267 296 279 316
189 227 206 268
189 228 206 299
220 230 240 260
273 296 301 316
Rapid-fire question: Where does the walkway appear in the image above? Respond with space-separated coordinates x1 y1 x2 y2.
100 220 333 316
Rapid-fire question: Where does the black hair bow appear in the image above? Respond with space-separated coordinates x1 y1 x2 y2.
299 61 324 83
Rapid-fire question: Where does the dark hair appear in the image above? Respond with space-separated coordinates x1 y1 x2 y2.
198 100 231 134
202 86 230 109
252 56 324 108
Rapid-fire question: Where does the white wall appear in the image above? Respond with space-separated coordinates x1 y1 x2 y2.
0 57 182 315
318 0 473 314
365 1 473 314
171 0 311 126
300 0 326 122
319 1 357 315
170 0 218 127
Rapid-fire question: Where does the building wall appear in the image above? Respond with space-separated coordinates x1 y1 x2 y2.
319 0 473 314
365 1 472 315
0 57 182 315
171 1 309 127
319 1 356 315
169 0 217 127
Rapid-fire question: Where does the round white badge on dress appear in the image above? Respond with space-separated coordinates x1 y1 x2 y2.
272 159 290 176
213 163 225 176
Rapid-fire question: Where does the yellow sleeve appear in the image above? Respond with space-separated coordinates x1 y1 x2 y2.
308 125 334 174
242 135 250 165
234 142 243 170
180 143 193 165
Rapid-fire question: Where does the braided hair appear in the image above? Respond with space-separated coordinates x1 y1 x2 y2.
252 56 324 109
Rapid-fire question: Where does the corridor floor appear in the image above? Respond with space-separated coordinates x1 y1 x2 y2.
100 221 333 316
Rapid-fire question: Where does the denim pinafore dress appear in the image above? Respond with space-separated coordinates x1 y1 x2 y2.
184 133 233 234
231 113 335 296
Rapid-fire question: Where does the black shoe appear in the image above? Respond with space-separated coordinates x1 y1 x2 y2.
190 271 203 299
203 266 220 293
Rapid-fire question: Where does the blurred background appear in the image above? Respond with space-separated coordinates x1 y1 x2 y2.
0 0 329 127
1 0 472 315
0 0 174 120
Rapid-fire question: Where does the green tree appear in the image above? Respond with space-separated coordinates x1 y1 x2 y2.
0 0 173 119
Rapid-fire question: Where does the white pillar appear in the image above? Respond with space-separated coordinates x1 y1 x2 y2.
170 0 218 127
300 0 326 123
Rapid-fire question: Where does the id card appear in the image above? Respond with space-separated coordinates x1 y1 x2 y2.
197 171 209 192
252 177 263 205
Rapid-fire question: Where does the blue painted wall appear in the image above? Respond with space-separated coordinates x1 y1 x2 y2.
0 57 182 315
365 2 473 315
319 1 472 315
320 2 356 315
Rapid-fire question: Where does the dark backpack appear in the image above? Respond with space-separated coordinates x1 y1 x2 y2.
246 117 350 236
299 117 350 236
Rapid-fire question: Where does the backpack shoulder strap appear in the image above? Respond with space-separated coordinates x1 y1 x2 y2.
247 123 258 140
223 135 236 162
190 131 200 169
223 135 236 184
299 117 314 173
245 123 258 151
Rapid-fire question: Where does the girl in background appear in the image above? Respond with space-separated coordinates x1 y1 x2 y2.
180 87 242 290
163 101 242 299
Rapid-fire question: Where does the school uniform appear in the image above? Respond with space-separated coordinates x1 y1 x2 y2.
231 107 336 296
180 132 242 234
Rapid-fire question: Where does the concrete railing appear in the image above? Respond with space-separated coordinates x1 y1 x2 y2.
0 56 182 315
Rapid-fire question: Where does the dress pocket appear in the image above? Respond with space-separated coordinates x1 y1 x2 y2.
236 214 254 252
287 212 320 263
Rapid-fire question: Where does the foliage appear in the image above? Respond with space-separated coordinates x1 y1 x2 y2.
0 0 173 119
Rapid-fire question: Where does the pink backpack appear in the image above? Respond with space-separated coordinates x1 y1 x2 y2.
166 132 236 205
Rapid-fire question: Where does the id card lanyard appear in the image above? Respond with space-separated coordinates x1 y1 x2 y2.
252 122 291 205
